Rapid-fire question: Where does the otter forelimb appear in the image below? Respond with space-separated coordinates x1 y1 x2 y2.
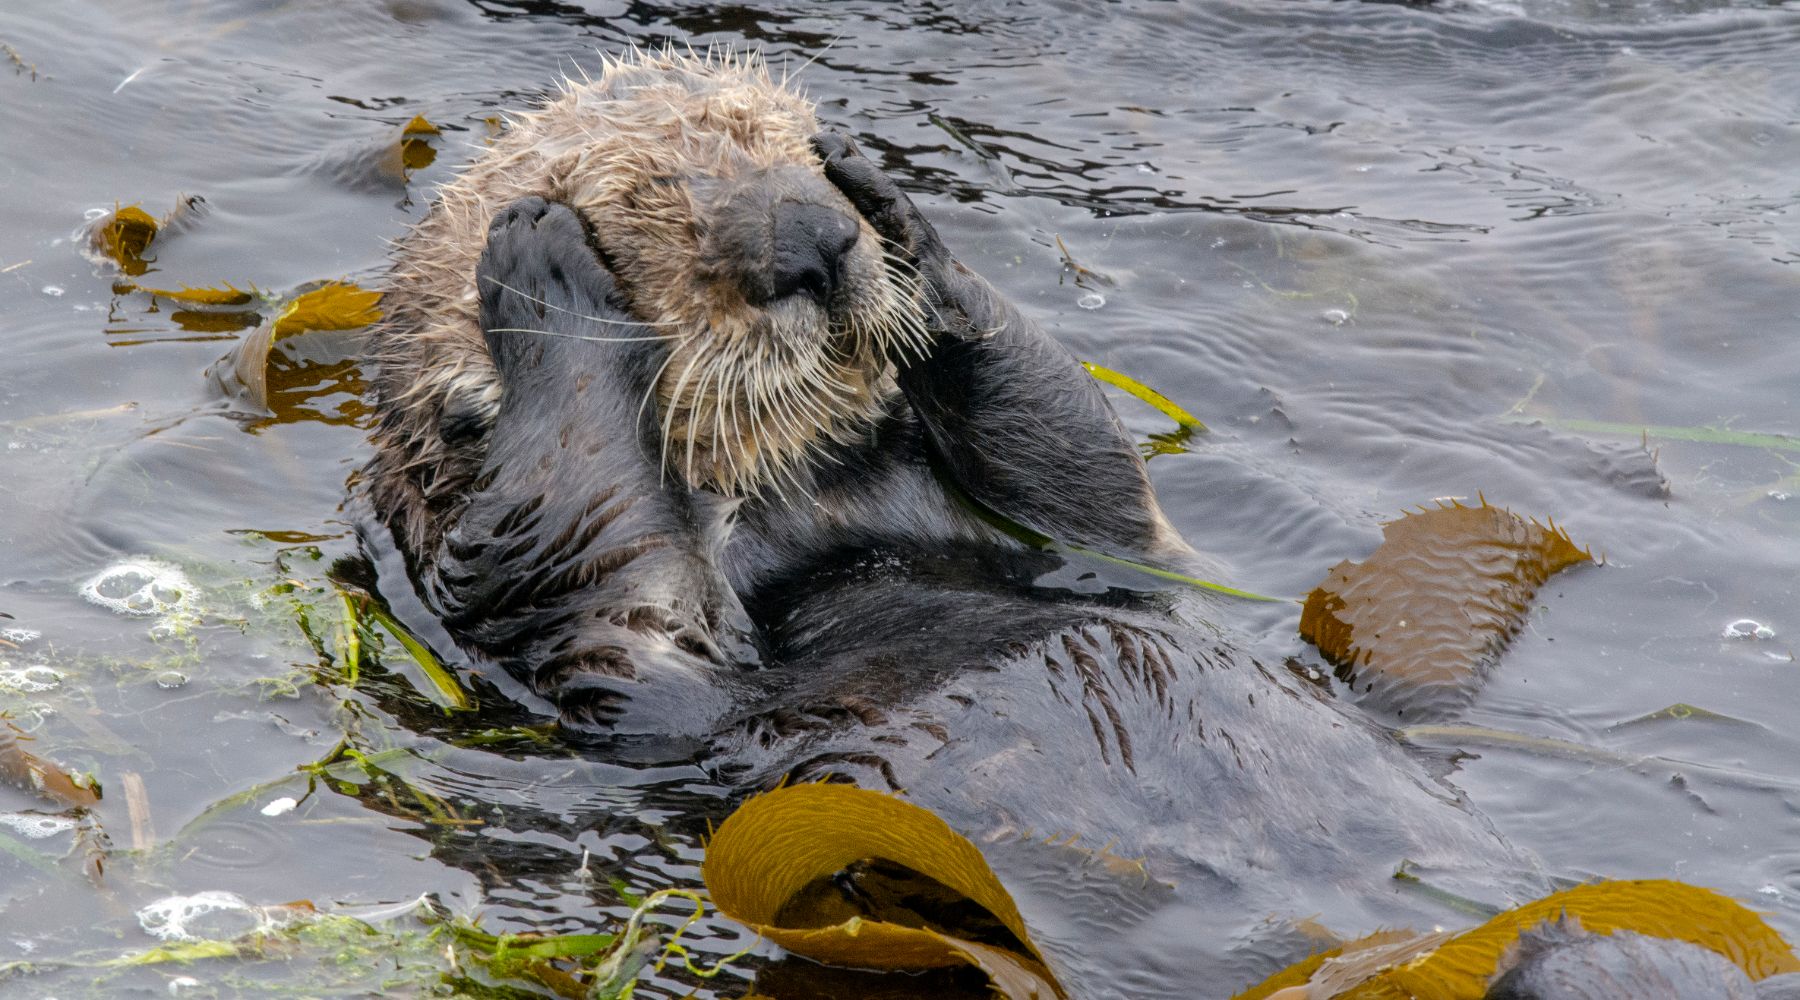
425 197 748 736
815 130 1188 561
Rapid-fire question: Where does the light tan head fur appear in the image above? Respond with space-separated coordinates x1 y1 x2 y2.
374 47 927 515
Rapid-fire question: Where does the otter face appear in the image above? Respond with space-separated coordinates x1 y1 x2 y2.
551 52 930 497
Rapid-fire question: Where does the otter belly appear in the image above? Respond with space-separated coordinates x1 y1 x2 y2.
716 562 1543 956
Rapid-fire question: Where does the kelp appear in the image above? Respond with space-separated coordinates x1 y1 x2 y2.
0 722 101 808
1515 416 1800 454
137 283 259 306
929 448 1283 603
1232 880 1800 999
3 41 39 81
215 281 383 416
0 889 734 999
1398 723 1800 797
276 566 469 712
1054 235 1114 289
1298 499 1593 719
1081 362 1206 433
1080 361 1206 459
704 782 1066 1000
399 114 442 172
88 197 209 277
90 205 159 276
269 282 383 338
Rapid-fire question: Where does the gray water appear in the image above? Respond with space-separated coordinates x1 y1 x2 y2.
0 0 1797 997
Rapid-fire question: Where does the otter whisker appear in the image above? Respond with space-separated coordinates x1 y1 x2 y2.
708 345 741 491
479 275 685 328
684 349 732 487
661 344 711 486
720 347 752 494
779 28 844 87
483 326 688 344
637 329 688 446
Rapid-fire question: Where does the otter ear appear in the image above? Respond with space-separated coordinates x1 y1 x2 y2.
475 196 633 380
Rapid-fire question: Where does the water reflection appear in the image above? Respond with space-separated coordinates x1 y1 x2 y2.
0 0 1797 996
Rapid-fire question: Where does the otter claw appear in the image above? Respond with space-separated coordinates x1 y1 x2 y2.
813 129 949 271
815 130 995 348
475 196 633 378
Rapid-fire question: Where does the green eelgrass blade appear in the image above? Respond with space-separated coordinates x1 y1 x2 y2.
1082 362 1207 431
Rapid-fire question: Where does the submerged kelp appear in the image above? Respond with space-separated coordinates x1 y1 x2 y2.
0 888 739 999
2 542 751 998
706 783 1063 1000
1299 500 1594 719
4 0 1800 997
1232 879 1800 1000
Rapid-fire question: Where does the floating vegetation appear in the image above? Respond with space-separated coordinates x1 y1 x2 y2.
1515 416 1800 455
2 41 39 81
89 204 159 276
1081 362 1207 434
85 196 207 278
934 458 1281 602
0 885 744 999
705 782 1065 1000
0 663 62 694
398 114 442 174
1054 234 1114 289
0 723 101 808
212 281 382 418
1299 499 1593 719
1080 362 1205 460
134 283 258 306
267 554 471 713
1231 879 1800 999
269 282 383 339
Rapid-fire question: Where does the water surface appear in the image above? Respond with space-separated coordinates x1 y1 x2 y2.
1 0 1797 996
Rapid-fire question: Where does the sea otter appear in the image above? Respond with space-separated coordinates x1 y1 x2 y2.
361 50 1548 995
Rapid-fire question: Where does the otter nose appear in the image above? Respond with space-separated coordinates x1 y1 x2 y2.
769 202 859 303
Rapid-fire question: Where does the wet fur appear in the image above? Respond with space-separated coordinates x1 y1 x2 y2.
368 50 927 565
363 51 1545 991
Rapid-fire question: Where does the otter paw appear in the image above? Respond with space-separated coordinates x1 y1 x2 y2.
813 130 949 274
476 196 633 378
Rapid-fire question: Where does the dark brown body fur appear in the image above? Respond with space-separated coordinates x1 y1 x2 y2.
360 55 1546 997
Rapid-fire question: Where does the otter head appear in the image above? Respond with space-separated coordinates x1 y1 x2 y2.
547 51 929 497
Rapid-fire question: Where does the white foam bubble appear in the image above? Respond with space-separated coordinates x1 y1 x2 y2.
1076 291 1106 310
0 812 77 839
1723 618 1776 641
136 891 256 941
0 663 63 694
136 891 312 943
80 559 196 621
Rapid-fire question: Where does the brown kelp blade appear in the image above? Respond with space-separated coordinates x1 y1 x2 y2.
88 196 208 276
1298 499 1592 719
704 783 1066 999
0 724 100 808
90 204 159 276
220 282 383 413
1232 879 1800 1000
